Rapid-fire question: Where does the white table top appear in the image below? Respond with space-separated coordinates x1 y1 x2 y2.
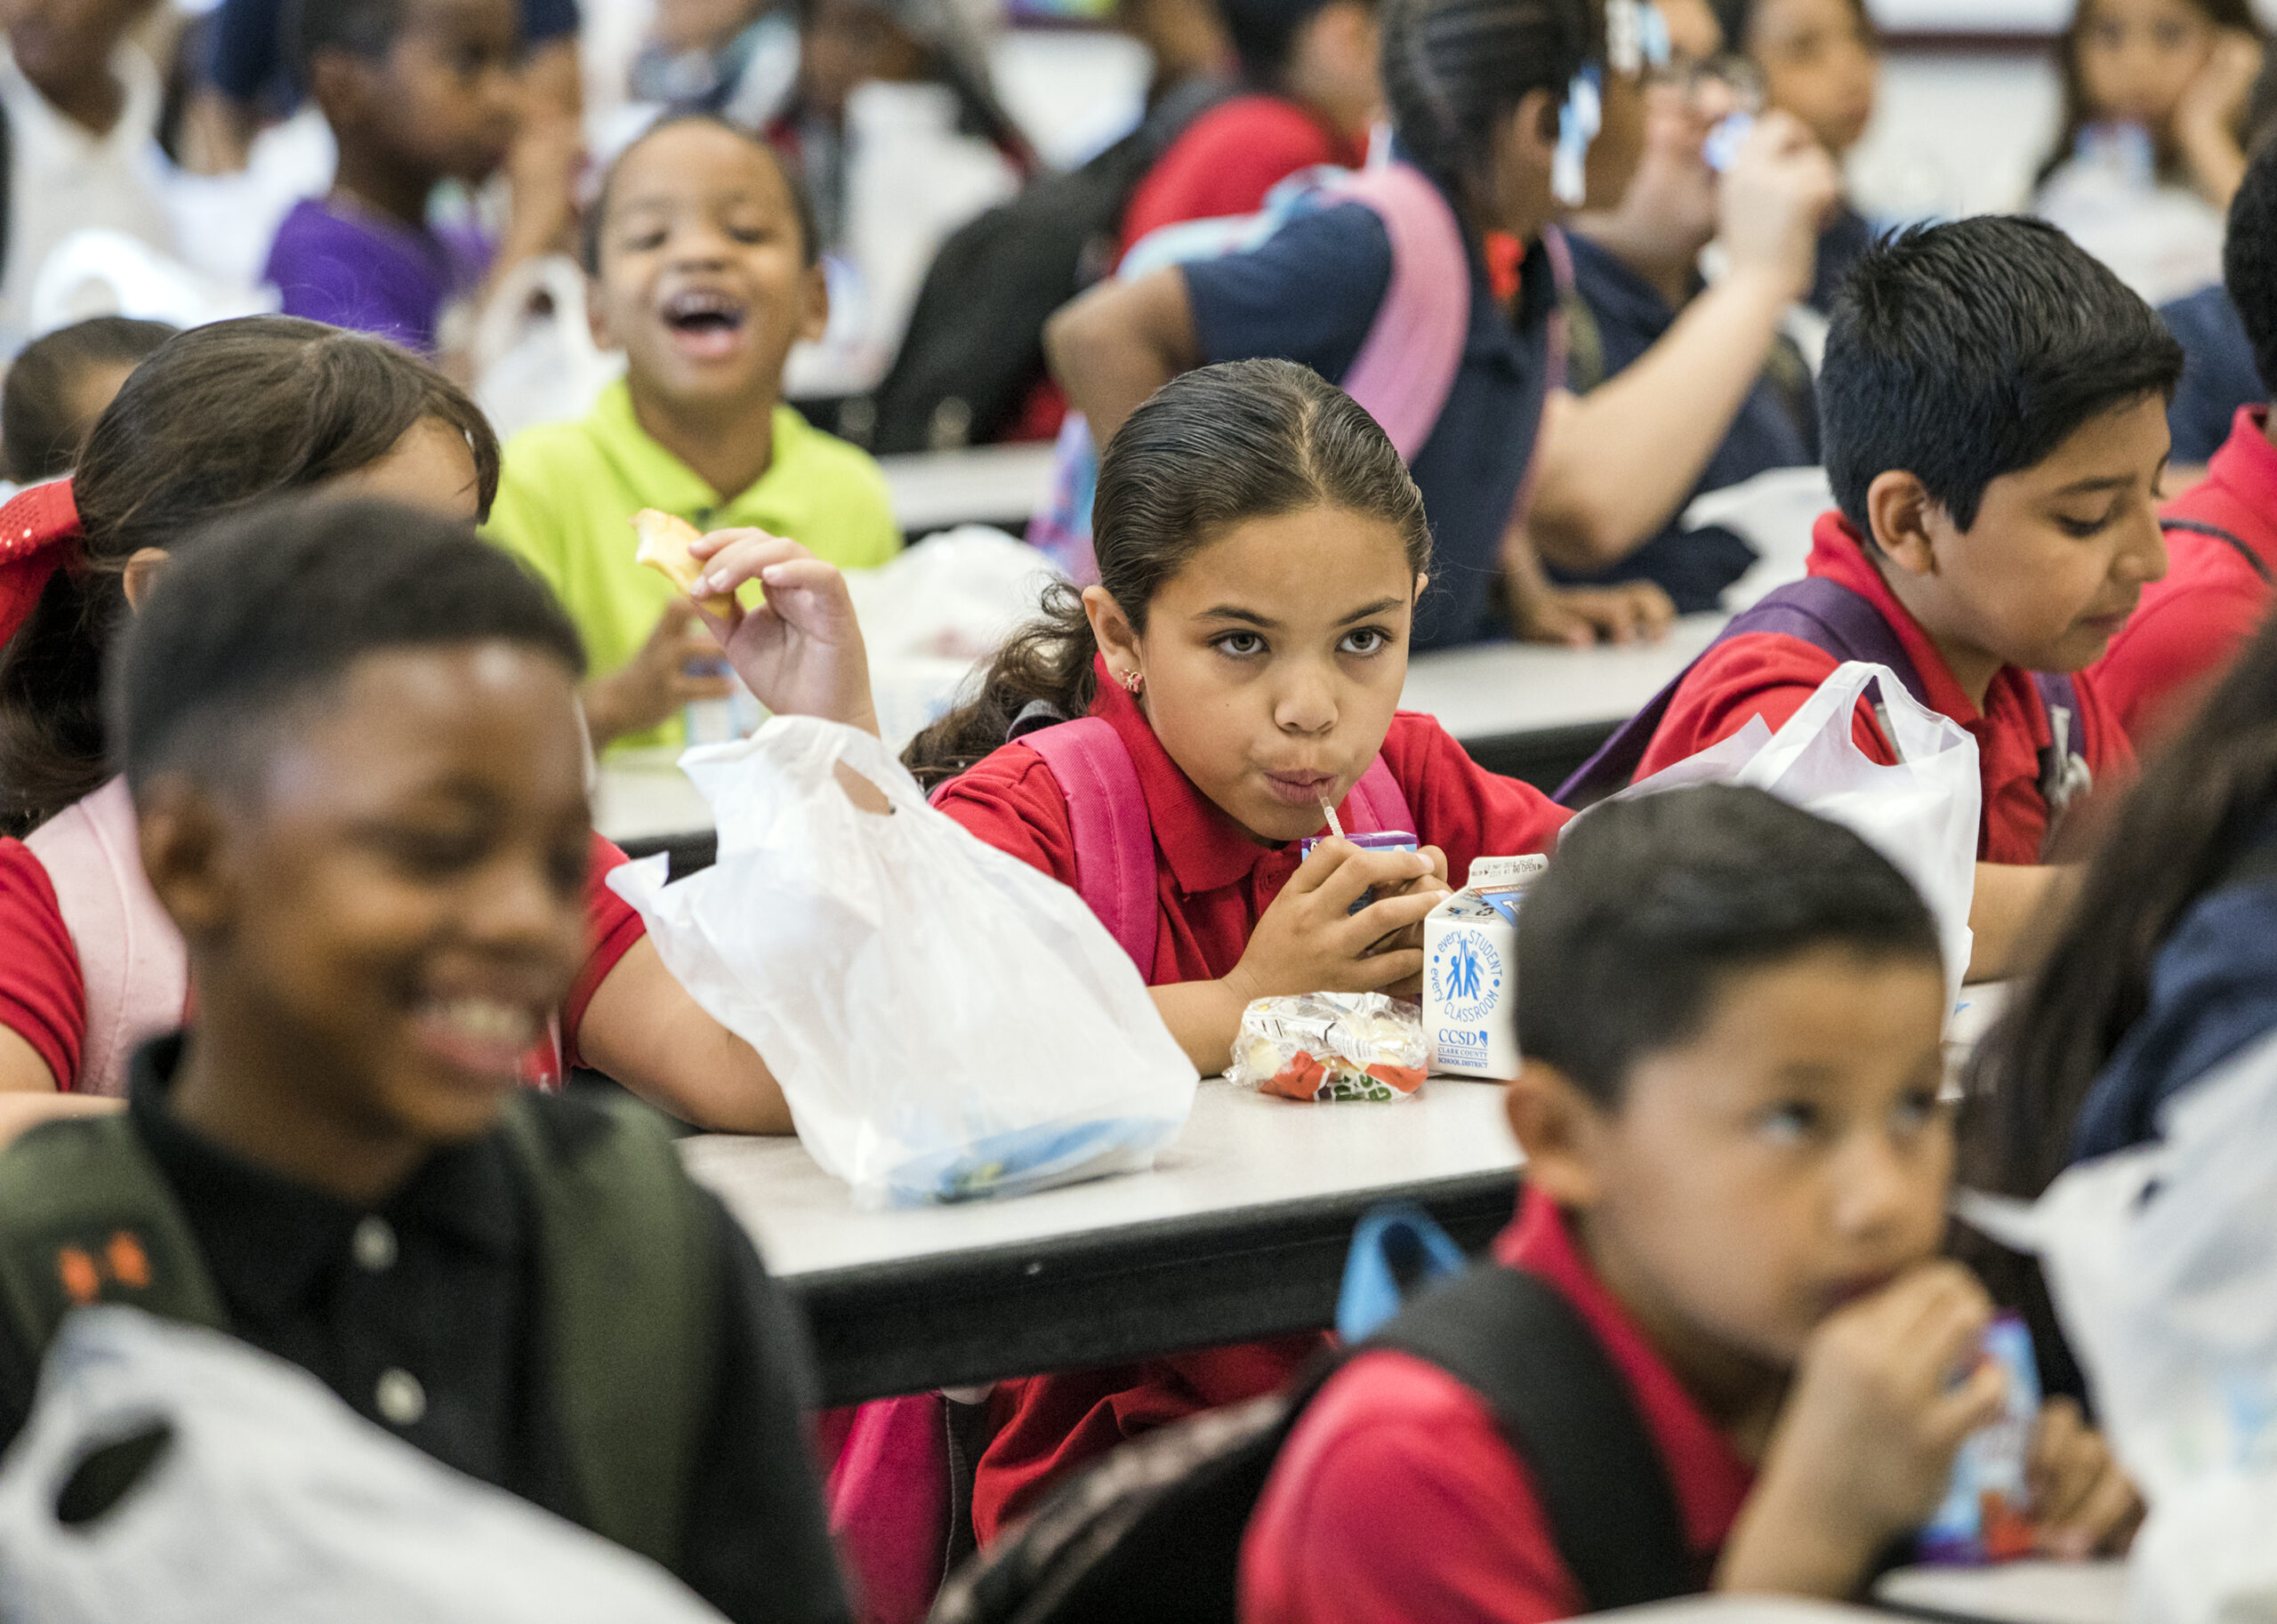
681 1073 1519 1280
1590 1597 1879 1621
876 443 1058 536
1397 615 1726 741
1874 1561 2128 1624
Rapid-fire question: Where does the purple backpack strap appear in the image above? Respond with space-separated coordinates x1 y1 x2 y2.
1008 718 1160 975
1324 164 1470 462
1554 578 1929 808
1339 756 1418 838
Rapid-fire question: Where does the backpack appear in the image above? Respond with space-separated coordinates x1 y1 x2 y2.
945 715 1417 973
1554 575 2095 858
929 1260 1695 1624
0 1091 717 1572
863 77 1228 455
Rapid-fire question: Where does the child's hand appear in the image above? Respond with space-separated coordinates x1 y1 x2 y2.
688 529 881 736
1360 844 1452 997
2028 1396 2144 1559
2176 29 2263 204
583 599 730 747
1718 109 1843 304
1227 840 1451 1006
1720 1262 2007 1598
1511 579 1678 647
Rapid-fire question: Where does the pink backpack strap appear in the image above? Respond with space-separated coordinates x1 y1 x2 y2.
1338 757 1417 840
1324 163 1472 461
22 777 188 1097
998 720 1160 976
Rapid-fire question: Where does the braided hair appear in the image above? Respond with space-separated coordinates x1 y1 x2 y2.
1380 0 1591 215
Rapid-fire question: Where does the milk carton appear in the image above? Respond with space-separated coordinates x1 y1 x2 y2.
1423 855 1548 1079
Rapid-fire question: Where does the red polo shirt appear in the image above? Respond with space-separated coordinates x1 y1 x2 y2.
2094 406 2277 747
935 659 1570 1540
1239 1185 1755 1624
1635 514 2135 865
1119 93 1368 260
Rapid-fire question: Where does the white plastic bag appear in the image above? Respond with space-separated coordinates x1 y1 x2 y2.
609 717 1198 1207
842 527 1060 752
471 254 628 440
0 1307 727 1624
1602 661 1981 1014
1959 1027 2277 1624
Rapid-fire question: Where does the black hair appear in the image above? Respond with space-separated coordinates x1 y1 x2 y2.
116 496 584 795
1966 608 2277 1200
286 0 409 77
1819 217 2183 535
2036 0 2272 189
1517 784 1943 1105
903 358 1431 788
581 113 823 272
1221 0 1372 84
1380 0 1591 221
2226 139 2277 395
0 316 502 836
2 318 179 485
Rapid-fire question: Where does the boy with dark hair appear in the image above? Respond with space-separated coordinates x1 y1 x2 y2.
0 497 852 1624
2098 141 2277 746
487 114 898 753
262 0 575 358
1620 216 2179 978
1240 785 2138 1624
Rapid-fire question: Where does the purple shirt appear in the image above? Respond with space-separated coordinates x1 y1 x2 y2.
263 197 490 356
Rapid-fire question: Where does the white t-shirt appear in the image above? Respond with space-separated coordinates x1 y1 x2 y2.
0 42 177 346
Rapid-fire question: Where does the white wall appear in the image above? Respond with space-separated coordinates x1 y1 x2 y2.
1847 51 2065 220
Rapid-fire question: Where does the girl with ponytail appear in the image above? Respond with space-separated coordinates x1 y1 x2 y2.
911 358 1571 1540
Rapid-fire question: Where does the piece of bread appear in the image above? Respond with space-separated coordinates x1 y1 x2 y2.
632 509 737 615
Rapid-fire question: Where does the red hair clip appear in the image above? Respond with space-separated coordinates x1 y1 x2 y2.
0 481 85 650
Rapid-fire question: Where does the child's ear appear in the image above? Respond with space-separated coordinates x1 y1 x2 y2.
1864 470 1942 578
135 777 240 945
1081 584 1143 679
1504 1058 1611 1209
121 547 171 614
796 261 831 346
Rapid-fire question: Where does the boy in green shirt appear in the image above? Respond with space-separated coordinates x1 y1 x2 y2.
487 115 900 752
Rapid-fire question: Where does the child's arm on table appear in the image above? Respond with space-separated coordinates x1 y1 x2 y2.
1967 864 2075 984
575 940 793 1133
1152 840 1451 1074
1045 269 1202 448
1718 1262 2007 1598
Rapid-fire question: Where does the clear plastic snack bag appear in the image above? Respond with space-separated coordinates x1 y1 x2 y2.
1228 993 1428 1103
610 718 1199 1207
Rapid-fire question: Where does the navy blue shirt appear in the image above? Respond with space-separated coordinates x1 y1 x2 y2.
1548 230 1816 613
2071 844 2277 1162
2160 285 2265 465
208 0 579 107
1179 173 1557 650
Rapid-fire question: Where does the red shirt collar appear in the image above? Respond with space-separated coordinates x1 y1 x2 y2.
1805 511 1991 727
2199 406 2277 542
1494 1186 1756 1550
1086 654 1299 896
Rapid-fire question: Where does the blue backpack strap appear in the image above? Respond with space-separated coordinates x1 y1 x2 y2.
1554 577 1928 808
1012 719 1160 975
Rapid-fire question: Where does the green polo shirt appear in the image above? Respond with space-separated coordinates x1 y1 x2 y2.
486 381 901 752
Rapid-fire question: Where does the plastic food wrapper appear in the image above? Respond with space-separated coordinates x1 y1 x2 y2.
1229 993 1428 1103
610 718 1198 1208
1919 1313 2040 1564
